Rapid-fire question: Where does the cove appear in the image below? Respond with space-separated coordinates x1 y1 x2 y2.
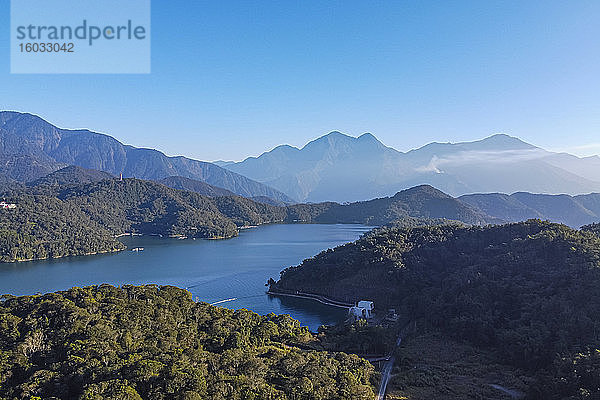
0 224 371 331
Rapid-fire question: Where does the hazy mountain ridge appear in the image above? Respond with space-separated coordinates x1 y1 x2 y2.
157 176 293 205
0 111 293 203
0 153 66 182
8 163 600 228
5 111 599 205
460 192 600 228
225 131 600 202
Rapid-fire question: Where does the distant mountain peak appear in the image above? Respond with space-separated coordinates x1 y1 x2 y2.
225 129 600 202
478 133 537 149
394 184 451 199
487 133 516 140
304 131 351 146
324 130 346 138
358 132 377 141
272 144 301 152
302 131 389 152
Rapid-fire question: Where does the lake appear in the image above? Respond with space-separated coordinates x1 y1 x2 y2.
0 224 371 331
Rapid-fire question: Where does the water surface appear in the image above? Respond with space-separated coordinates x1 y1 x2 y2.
0 224 371 331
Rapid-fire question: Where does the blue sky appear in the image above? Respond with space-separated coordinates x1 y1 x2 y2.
1 1 599 161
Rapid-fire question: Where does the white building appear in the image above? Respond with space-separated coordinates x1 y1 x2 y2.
0 201 16 209
348 300 374 320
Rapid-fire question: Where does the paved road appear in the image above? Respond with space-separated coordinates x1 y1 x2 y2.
376 335 403 400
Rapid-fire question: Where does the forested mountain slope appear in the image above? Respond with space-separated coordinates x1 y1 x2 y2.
157 176 236 197
0 154 65 183
0 111 292 202
29 165 114 187
0 178 287 262
271 220 600 399
583 222 600 235
1 178 502 263
296 185 494 225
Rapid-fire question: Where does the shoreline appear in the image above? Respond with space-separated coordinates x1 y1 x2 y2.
267 289 353 309
5 247 125 264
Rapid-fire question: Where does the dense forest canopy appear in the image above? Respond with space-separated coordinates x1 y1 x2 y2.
0 178 289 262
271 220 600 399
0 285 375 400
157 176 236 197
0 194 125 262
583 222 600 235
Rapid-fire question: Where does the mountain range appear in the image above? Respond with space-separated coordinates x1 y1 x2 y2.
223 131 600 202
0 111 293 203
2 111 600 209
290 184 600 228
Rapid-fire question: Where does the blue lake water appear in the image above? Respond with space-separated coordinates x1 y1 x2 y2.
0 224 371 331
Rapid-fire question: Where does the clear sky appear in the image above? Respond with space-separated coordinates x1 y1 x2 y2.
1 1 599 161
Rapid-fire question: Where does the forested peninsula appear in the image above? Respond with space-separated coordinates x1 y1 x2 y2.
271 220 600 399
0 178 288 263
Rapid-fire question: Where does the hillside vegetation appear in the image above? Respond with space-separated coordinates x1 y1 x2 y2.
0 178 287 262
157 176 236 197
0 285 375 399
583 222 600 235
0 194 125 262
271 220 600 399
29 165 114 187
0 154 65 183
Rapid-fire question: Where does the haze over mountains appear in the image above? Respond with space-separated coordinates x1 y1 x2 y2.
224 131 600 202
20 166 600 228
460 192 600 228
2 111 600 216
0 112 293 203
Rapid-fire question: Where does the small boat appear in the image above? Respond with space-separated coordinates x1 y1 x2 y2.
131 247 144 252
